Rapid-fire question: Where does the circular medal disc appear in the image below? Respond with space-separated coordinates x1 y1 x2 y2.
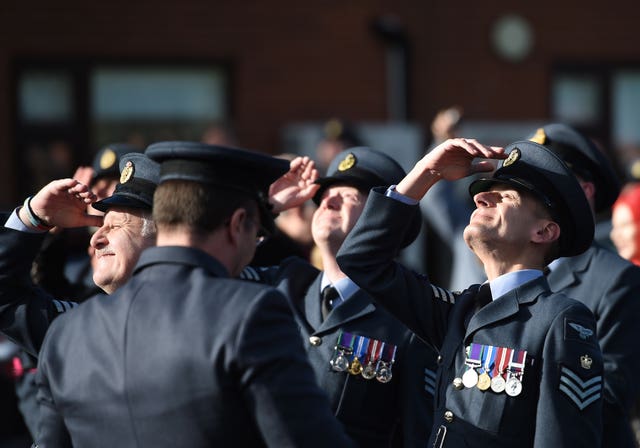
332 355 350 372
361 364 377 380
349 358 363 375
477 372 491 391
505 377 522 397
490 375 506 393
376 367 393 383
462 368 479 388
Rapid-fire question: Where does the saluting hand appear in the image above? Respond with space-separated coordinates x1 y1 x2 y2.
21 178 104 230
269 156 320 214
397 138 506 201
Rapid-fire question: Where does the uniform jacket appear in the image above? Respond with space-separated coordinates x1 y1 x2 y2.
242 258 437 447
336 189 604 448
36 246 354 448
547 244 640 447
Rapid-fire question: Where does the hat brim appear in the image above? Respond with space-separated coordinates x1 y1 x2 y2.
92 194 152 213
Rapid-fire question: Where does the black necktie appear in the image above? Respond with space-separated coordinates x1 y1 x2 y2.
465 283 492 328
321 286 339 320
475 283 492 310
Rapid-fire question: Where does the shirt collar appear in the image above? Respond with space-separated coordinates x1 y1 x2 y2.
489 269 543 300
320 274 359 305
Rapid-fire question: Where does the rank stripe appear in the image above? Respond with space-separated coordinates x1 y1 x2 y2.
430 285 455 304
52 300 78 314
239 266 260 281
560 367 602 389
424 368 436 395
559 384 601 410
559 378 601 399
559 367 602 410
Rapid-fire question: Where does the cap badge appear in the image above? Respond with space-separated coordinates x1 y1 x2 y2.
580 354 593 370
100 149 117 170
529 128 547 145
338 153 357 171
120 161 135 184
503 148 521 167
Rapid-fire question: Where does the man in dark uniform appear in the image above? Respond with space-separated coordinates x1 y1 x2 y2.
34 142 353 447
529 123 640 447
0 153 158 441
337 138 604 447
242 147 437 447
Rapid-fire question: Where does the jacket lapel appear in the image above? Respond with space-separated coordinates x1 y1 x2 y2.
465 277 549 339
316 289 376 334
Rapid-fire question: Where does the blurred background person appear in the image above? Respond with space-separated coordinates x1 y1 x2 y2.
611 182 640 266
315 118 363 174
420 106 486 290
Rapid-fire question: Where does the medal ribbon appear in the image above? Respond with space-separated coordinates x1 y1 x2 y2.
481 345 496 375
380 342 397 364
364 339 382 365
509 349 527 378
467 343 482 368
492 346 511 378
353 336 370 360
337 331 356 352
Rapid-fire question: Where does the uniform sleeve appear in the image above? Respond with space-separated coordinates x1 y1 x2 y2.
337 187 452 348
234 288 355 448
534 302 603 447
0 225 78 356
34 329 72 448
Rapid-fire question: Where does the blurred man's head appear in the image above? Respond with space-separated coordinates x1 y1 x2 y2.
146 142 289 276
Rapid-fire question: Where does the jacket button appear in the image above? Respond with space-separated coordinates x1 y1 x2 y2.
309 336 322 346
437 354 443 364
444 410 454 423
452 377 464 390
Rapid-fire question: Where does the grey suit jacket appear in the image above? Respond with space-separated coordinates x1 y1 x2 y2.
547 244 640 447
36 246 353 448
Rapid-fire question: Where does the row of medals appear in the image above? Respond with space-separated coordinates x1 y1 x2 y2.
329 341 394 383
454 365 523 397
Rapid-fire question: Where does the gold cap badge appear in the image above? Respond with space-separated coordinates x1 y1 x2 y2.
580 354 593 370
120 161 134 184
100 149 117 170
503 148 520 167
529 128 547 145
338 153 356 171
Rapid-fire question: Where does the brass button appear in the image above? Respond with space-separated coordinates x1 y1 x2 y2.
444 410 454 423
437 354 443 364
309 336 322 346
452 377 464 390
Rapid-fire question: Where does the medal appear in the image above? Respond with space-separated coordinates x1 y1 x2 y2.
330 331 355 372
490 346 511 393
477 345 496 391
348 336 369 376
462 343 482 388
505 376 522 397
361 339 382 380
376 342 397 383
504 349 527 397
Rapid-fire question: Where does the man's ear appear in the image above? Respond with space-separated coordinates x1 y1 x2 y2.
227 208 248 246
532 220 561 244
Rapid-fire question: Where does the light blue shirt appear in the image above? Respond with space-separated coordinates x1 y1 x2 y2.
5 208 45 233
486 270 543 301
